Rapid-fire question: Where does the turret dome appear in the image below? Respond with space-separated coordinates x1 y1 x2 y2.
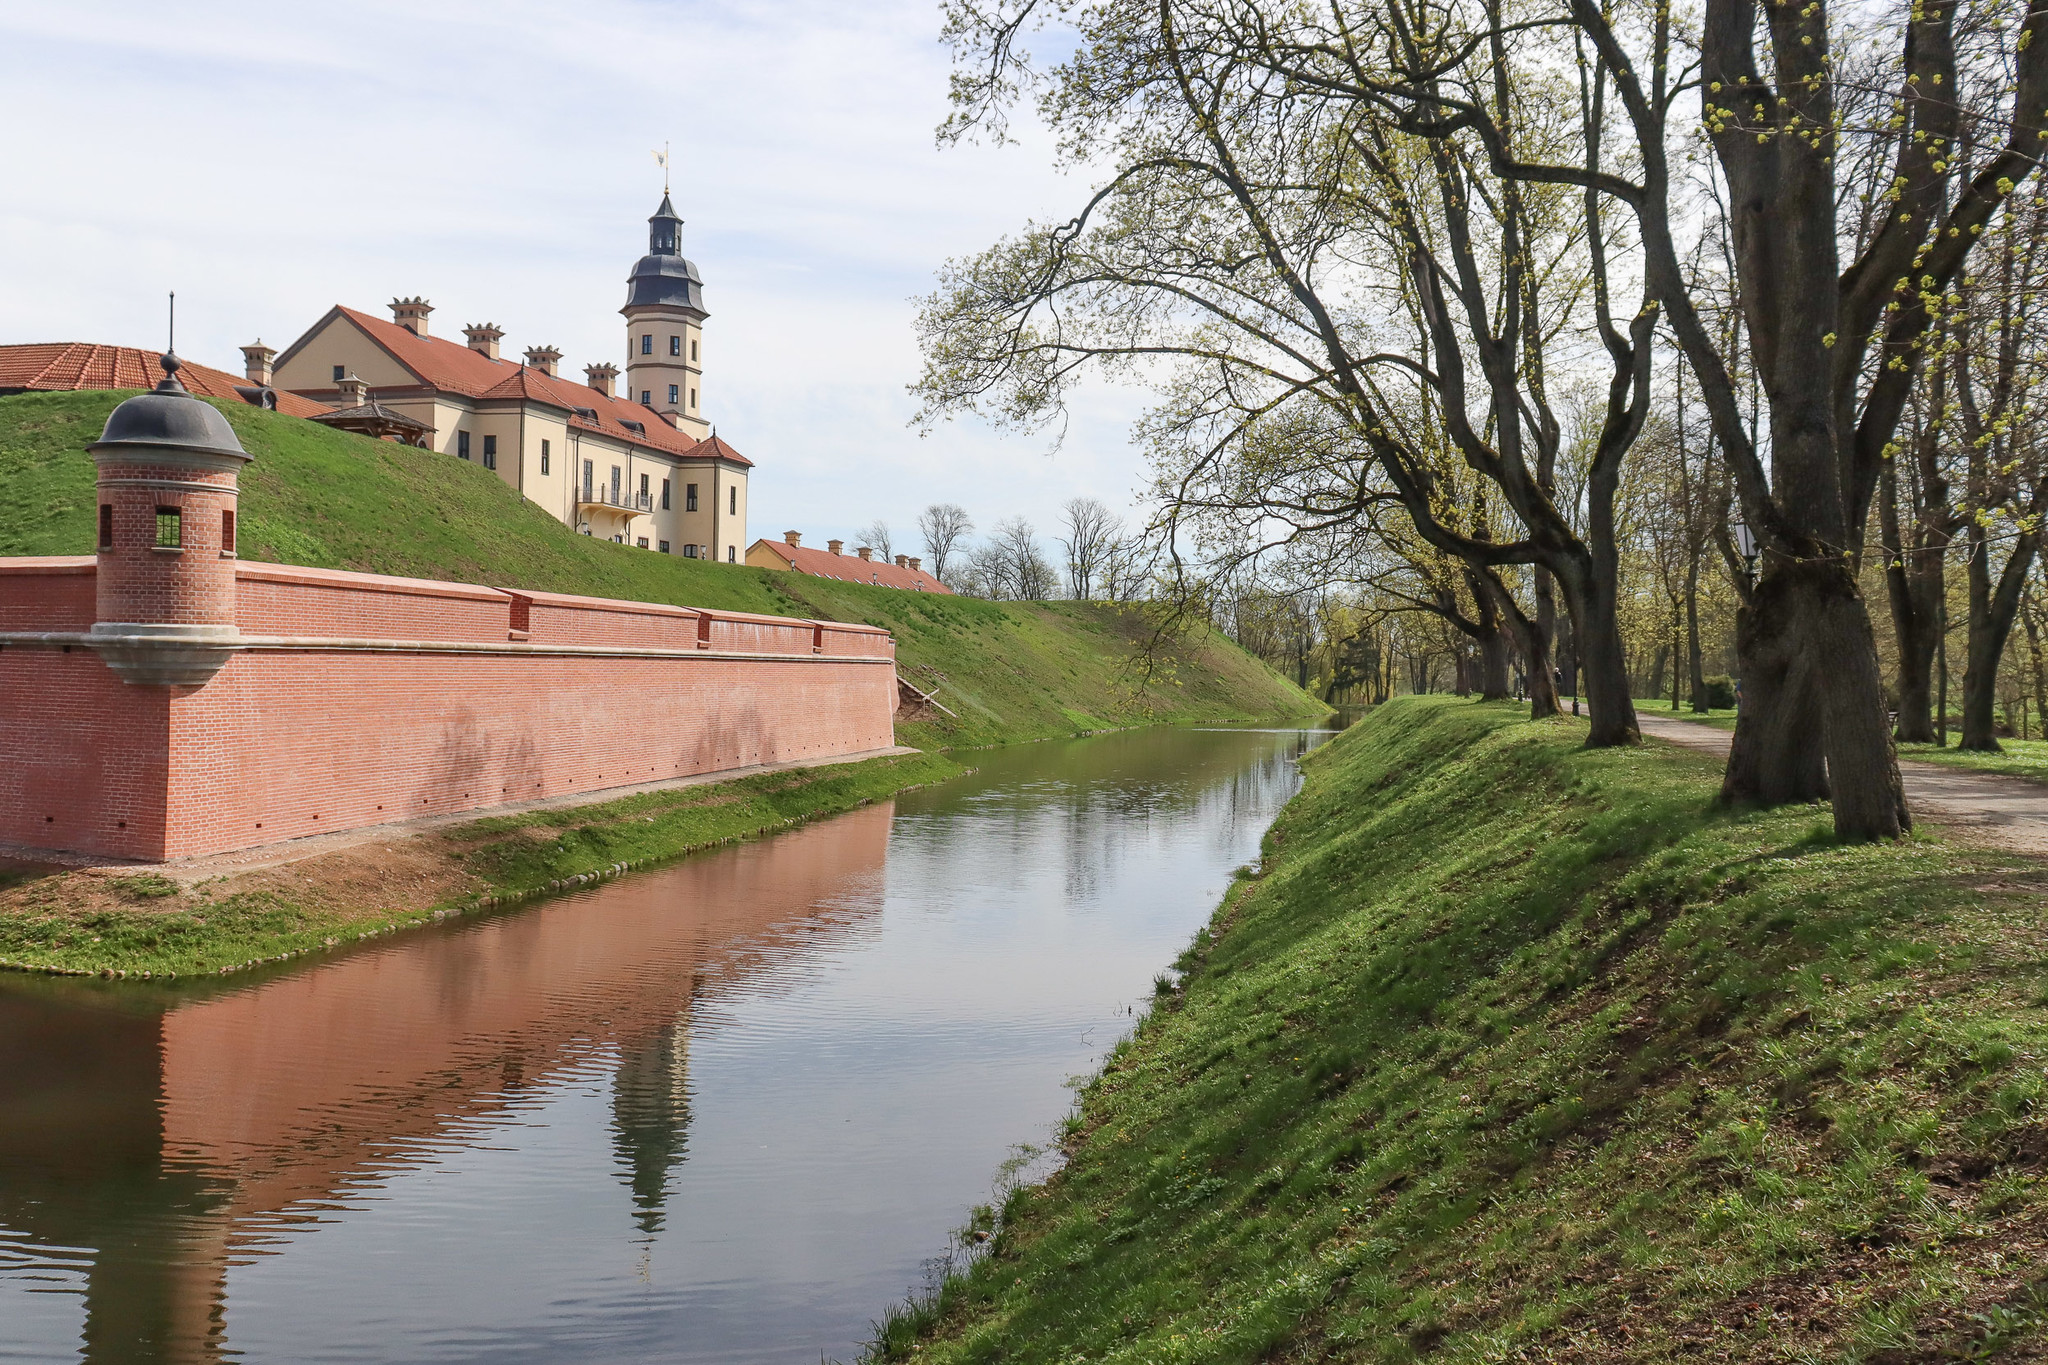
624 194 708 316
90 354 250 462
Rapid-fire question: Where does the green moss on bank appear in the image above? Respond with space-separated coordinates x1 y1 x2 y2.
0 390 1320 748
878 697 2048 1362
0 750 963 979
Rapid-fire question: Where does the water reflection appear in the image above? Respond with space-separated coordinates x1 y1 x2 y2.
0 727 1323 1364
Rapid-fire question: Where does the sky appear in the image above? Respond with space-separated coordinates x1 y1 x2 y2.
0 0 1148 558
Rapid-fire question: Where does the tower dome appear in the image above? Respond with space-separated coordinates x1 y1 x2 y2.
624 194 707 316
621 193 710 439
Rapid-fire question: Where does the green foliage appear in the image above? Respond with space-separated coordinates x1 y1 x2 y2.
1699 673 1738 709
0 390 1319 749
877 698 2048 1362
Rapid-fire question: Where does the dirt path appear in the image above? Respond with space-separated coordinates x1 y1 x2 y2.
1637 713 2048 854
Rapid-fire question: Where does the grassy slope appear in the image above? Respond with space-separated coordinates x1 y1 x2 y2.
883 697 2048 1362
0 390 1318 748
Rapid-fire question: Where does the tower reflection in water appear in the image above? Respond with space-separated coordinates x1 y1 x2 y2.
0 803 892 1362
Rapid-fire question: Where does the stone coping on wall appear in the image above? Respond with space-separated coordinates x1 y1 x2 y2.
235 561 512 603
0 556 95 574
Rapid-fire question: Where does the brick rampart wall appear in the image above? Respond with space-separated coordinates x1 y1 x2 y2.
0 561 899 862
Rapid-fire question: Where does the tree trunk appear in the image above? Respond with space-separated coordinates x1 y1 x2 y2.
1559 578 1636 744
2024 596 2048 741
1959 529 2038 751
1686 561 1707 712
1880 459 1945 743
1647 642 1669 706
1723 560 1909 837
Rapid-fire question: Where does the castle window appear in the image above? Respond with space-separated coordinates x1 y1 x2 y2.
641 335 653 355
669 335 681 356
639 473 650 507
659 540 670 554
332 365 345 382
482 434 497 470
691 339 698 361
540 439 550 475
638 537 649 549
690 387 697 408
97 504 113 550
683 543 698 558
668 384 679 405
582 459 594 498
661 478 671 510
154 507 182 549
728 486 736 515
458 431 471 460
611 465 622 500
221 509 236 554
686 483 698 512
727 545 735 562
640 391 651 406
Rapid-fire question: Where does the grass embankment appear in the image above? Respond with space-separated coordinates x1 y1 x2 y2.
0 391 1319 749
880 697 2048 1362
0 750 963 979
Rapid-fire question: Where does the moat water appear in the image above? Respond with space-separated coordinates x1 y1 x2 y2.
0 724 1329 1364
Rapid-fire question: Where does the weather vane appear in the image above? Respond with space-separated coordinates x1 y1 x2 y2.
652 142 670 195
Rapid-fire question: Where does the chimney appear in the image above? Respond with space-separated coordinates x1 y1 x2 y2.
827 539 844 556
909 557 922 572
462 323 504 360
894 554 908 568
336 374 369 408
584 362 618 397
856 546 873 561
239 341 276 386
523 345 562 377
783 530 802 547
390 297 433 336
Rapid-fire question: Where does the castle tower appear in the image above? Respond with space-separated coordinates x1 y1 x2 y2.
87 354 251 687
621 193 709 441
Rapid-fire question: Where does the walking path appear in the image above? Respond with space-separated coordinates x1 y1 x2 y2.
1636 713 2048 854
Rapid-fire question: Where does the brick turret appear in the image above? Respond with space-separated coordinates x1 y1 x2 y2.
87 353 252 686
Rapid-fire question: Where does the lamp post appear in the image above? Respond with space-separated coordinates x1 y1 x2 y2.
1732 519 1760 587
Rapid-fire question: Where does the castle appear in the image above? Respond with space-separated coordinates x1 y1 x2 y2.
0 359 898 863
260 195 750 560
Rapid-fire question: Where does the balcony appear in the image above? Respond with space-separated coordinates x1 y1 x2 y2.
576 486 653 516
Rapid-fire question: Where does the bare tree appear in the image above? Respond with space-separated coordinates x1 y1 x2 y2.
855 520 893 561
990 516 1059 599
1058 497 1121 599
917 503 974 583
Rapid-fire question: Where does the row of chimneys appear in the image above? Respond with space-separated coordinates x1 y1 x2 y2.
236 299 627 399
781 531 921 572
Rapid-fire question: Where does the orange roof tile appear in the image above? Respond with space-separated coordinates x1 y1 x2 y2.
750 538 954 593
317 307 750 467
0 343 333 418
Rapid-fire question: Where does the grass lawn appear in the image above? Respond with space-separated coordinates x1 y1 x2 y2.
877 697 2048 1362
1899 738 2048 787
0 390 1322 750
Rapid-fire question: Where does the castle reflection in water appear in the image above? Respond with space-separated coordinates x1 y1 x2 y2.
0 803 894 1362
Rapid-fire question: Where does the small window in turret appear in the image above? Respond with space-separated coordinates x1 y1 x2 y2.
691 340 699 361
221 509 236 555
98 505 113 549
670 336 681 356
155 507 182 549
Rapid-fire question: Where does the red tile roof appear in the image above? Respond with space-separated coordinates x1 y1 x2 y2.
0 343 334 418
312 307 750 467
750 538 953 593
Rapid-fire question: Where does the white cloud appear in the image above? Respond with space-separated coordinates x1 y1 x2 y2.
0 0 1150 558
